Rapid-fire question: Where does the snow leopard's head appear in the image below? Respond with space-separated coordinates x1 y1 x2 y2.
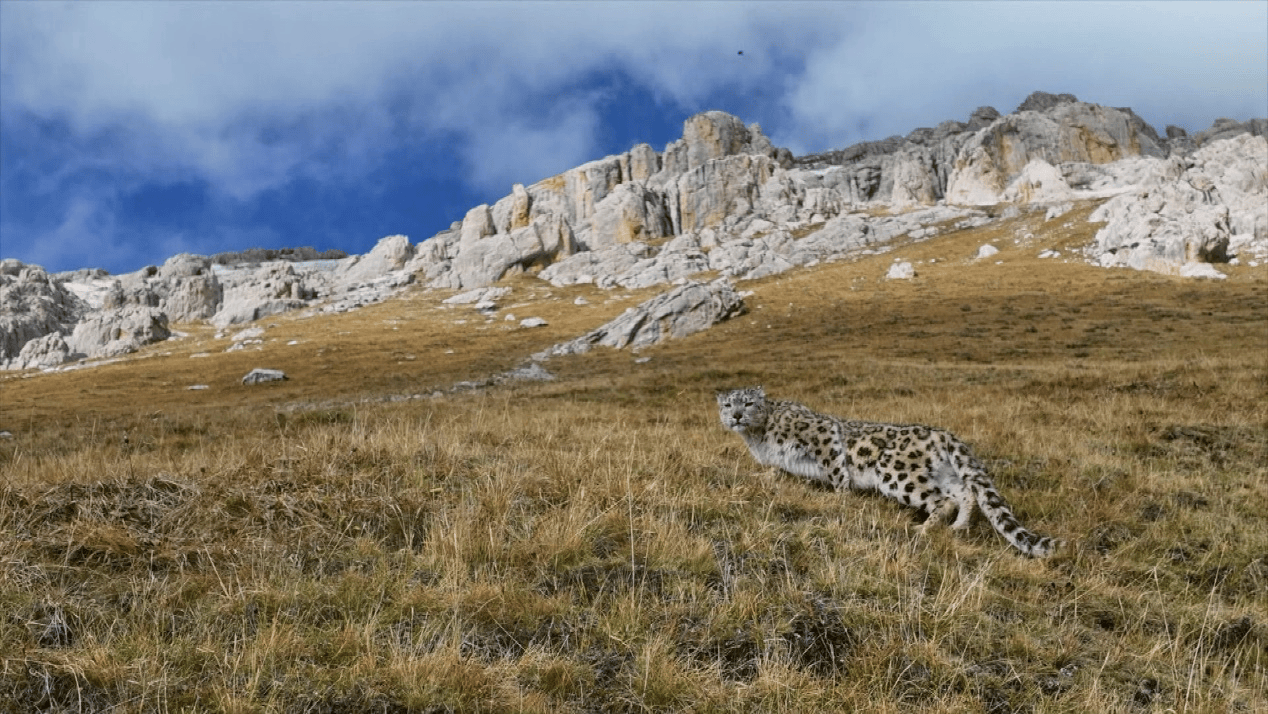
716 386 768 433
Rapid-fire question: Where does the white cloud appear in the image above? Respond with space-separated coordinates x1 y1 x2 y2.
0 2 832 203
1 1 1264 271
779 1 1268 153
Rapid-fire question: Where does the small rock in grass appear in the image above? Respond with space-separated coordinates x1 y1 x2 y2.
242 368 287 385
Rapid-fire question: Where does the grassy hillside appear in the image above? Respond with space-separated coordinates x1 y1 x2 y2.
2 204 1266 712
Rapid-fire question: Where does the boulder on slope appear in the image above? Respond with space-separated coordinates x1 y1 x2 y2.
6 332 72 370
535 279 746 358
1001 159 1075 203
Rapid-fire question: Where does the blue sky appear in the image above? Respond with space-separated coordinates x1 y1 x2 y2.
2 1 1265 275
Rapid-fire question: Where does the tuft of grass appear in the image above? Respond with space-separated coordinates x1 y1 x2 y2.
2 215 1266 712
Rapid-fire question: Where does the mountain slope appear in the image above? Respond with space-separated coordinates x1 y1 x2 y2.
2 204 1265 710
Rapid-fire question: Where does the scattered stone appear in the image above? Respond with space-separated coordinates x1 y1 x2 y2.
975 244 1000 260
231 327 265 342
187 385 210 390
1044 202 1074 221
886 262 916 280
225 340 262 353
519 317 549 328
444 286 512 305
242 368 288 385
1178 262 1227 280
503 362 554 381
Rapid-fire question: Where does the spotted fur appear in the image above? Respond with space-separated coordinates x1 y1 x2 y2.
716 386 1062 557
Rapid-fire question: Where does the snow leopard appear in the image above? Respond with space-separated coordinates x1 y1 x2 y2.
716 386 1062 557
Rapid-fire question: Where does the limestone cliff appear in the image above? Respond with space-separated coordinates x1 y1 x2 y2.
4 91 1265 371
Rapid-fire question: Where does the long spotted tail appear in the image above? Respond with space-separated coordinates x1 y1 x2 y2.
973 481 1063 558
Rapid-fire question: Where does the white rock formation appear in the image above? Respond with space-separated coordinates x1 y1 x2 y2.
242 368 287 385
8 332 72 370
3 93 1263 371
337 234 414 284
1001 159 1074 204
212 263 317 328
66 306 171 360
443 286 512 305
1086 134 1267 274
947 96 1166 205
535 279 745 358
0 260 86 369
886 262 916 280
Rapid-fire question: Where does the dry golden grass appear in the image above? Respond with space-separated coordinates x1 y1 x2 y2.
2 204 1266 712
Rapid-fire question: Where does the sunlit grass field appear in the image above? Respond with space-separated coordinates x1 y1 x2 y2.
3 204 1266 712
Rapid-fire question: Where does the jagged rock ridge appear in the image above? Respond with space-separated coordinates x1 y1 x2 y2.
2 91 1265 371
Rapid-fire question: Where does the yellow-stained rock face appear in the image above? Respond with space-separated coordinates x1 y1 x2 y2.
509 184 532 231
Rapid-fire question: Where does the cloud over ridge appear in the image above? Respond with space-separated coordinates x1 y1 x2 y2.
1 1 1264 273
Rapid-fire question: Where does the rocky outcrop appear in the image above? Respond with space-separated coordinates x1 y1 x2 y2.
1000 159 1075 203
1194 117 1268 147
1087 133 1267 275
589 182 673 246
336 234 414 284
212 246 347 265
669 154 779 234
5 93 1265 371
0 260 87 369
7 332 72 370
212 263 318 328
66 306 171 360
659 111 781 176
946 94 1167 205
446 213 576 289
793 105 1001 205
422 113 785 290
154 254 223 321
